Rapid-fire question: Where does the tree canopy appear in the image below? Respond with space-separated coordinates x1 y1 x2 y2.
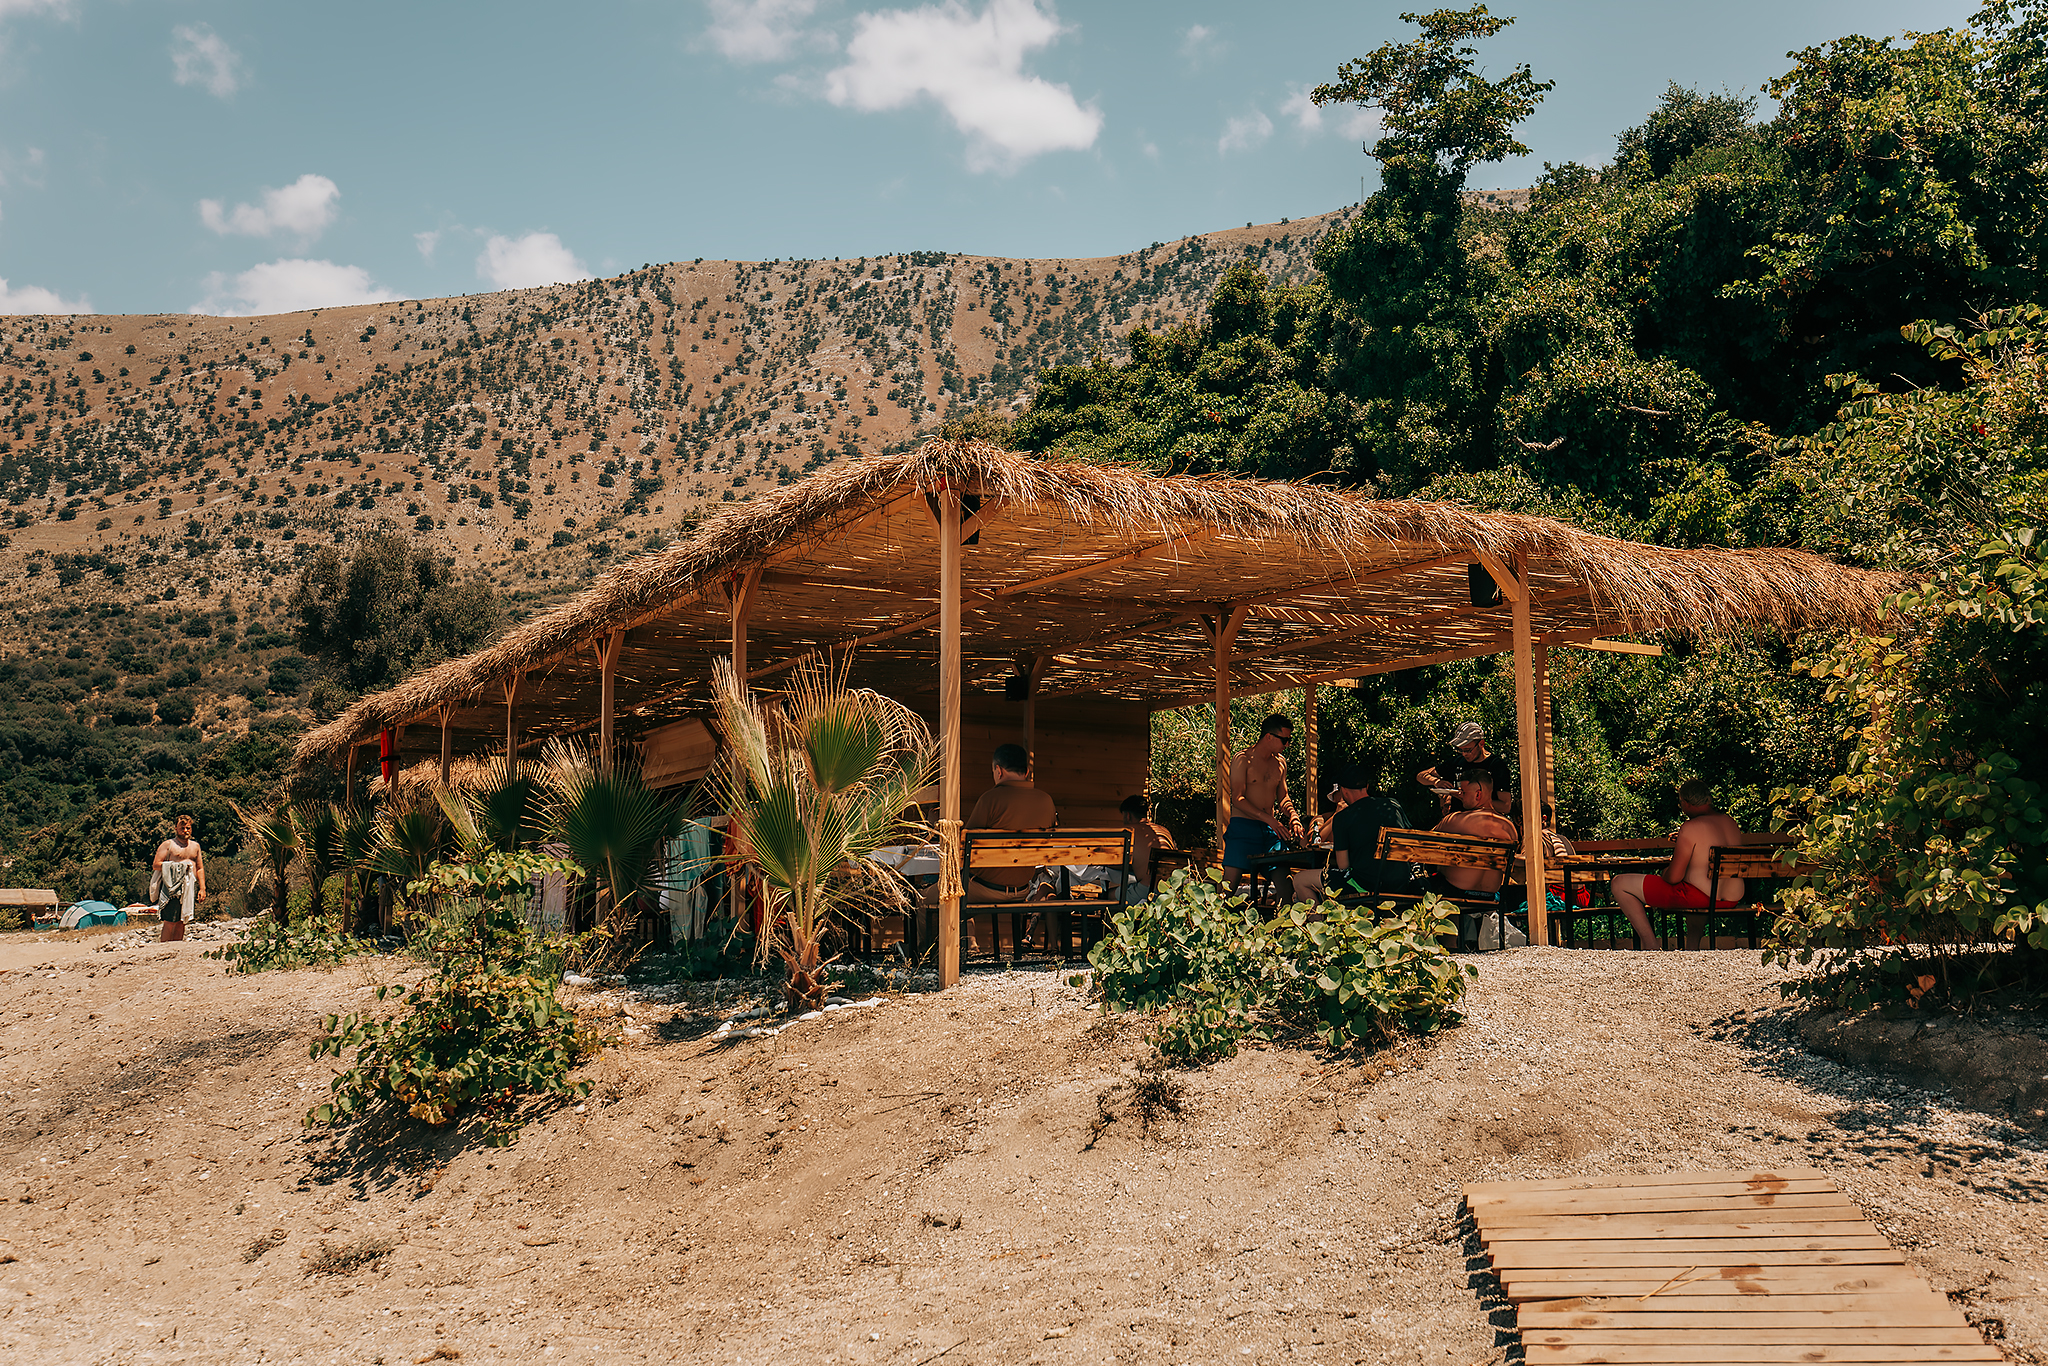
288 533 503 694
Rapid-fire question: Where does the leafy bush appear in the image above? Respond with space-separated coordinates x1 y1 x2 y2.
208 911 378 974
1766 530 2048 1010
1084 869 1472 1064
306 848 600 1145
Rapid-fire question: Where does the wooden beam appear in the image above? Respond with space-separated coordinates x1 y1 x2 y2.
1018 651 1050 749
438 703 454 785
598 630 624 764
1232 550 1476 613
1535 642 1555 816
503 670 522 760
1303 682 1318 832
937 488 964 991
729 566 764 684
1475 550 1528 603
1560 636 1664 656
992 527 1213 598
1229 587 1588 667
1512 555 1547 946
1206 604 1250 851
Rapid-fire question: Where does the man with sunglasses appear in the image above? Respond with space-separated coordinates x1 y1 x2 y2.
1221 713 1302 889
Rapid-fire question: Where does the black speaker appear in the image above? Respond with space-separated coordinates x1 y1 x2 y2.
1468 561 1501 608
1004 672 1031 701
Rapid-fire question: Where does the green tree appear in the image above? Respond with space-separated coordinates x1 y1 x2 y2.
288 533 502 693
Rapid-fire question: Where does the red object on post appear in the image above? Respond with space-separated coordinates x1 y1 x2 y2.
379 728 396 784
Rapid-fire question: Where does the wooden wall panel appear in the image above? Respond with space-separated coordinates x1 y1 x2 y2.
920 694 1151 831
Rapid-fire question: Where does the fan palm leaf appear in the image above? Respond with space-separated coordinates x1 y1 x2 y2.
709 654 935 1012
233 800 301 921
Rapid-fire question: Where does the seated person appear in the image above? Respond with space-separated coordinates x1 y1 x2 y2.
1117 793 1176 903
1430 768 1521 951
964 742 1057 903
1610 779 1746 951
1326 766 1420 903
1221 713 1303 889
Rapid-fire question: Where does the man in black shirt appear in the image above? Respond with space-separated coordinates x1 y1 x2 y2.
1415 720 1512 816
1328 766 1419 899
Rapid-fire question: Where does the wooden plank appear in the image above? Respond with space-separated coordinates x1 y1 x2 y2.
1526 1329 1992 1346
1466 1170 1826 1196
1499 1271 1940 1301
1476 1192 1860 1218
1470 1179 1840 1207
1526 1344 2001 1363
966 843 1131 868
1488 1248 1907 1270
1482 1245 1892 1269
1518 1311 1973 1332
1479 1210 1871 1234
1520 1292 1954 1315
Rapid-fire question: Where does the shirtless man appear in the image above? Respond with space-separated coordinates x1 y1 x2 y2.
1610 780 1746 950
1220 714 1302 889
1430 770 1521 951
150 813 207 943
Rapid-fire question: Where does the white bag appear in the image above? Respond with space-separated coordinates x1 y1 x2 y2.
1476 912 1528 951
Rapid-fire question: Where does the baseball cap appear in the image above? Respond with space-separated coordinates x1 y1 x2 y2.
1332 764 1371 792
1449 721 1486 749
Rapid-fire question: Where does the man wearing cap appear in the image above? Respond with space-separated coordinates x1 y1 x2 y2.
1416 721 1513 817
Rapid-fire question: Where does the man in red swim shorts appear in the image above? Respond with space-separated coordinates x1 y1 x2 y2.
1609 780 1746 950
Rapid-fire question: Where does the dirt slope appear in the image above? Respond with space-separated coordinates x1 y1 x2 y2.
2 940 2042 1364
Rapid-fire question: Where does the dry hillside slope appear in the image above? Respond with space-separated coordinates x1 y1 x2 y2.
0 209 1355 623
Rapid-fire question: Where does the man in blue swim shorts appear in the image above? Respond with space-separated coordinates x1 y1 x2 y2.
1221 714 1302 889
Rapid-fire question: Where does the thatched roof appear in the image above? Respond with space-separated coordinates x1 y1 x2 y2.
294 442 1898 769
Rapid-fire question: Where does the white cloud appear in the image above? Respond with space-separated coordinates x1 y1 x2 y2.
171 24 244 99
1217 108 1272 155
0 275 90 314
477 232 591 290
0 0 73 20
198 173 340 241
1178 23 1221 67
191 259 391 316
1280 85 1377 141
703 0 819 62
414 229 442 260
824 0 1100 173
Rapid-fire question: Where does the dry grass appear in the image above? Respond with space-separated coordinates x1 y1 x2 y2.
301 1235 395 1277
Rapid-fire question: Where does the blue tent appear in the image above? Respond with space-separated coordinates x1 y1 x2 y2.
60 901 125 930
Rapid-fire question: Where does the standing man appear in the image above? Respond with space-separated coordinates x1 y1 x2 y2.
1221 714 1302 889
1416 721 1512 818
1610 779 1747 951
150 813 207 943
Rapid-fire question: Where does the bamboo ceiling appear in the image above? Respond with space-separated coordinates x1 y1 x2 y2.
294 442 1900 769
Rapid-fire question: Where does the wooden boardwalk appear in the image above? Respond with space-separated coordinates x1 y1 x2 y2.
1464 1168 2003 1365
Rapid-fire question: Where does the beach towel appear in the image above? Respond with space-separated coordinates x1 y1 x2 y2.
152 859 196 923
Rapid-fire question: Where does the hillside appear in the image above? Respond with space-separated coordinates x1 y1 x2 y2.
1 209 1351 613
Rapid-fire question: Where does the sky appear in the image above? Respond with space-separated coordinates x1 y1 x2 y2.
0 0 1980 318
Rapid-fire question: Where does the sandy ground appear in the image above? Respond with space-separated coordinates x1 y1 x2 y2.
1 934 2044 1366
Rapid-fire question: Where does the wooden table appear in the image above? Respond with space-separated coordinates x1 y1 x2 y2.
1548 854 1669 947
1244 846 1327 908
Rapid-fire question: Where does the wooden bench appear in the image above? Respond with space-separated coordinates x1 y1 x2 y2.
960 828 1134 963
1348 828 1521 950
1692 842 1817 948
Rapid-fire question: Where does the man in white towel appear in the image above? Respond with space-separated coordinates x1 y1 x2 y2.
150 813 207 942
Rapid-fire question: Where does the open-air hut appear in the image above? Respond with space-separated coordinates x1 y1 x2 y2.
294 442 1898 983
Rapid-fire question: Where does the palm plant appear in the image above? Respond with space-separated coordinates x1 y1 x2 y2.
538 737 685 969
369 805 449 926
335 804 380 934
708 655 936 1013
233 801 301 921
293 802 345 924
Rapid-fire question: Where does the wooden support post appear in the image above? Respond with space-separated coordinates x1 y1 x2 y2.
438 704 453 785
1302 683 1318 834
597 630 624 767
728 566 763 685
1205 605 1250 852
937 488 964 990
503 671 522 761
344 741 358 801
1534 642 1556 816
1510 558 1547 946
1017 651 1049 748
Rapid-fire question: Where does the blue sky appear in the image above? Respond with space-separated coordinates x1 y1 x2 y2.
0 0 1977 317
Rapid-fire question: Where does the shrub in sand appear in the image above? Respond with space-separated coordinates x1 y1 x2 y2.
1084 869 1473 1064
